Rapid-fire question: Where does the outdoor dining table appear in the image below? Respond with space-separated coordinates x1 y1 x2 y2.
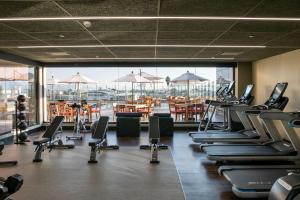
117 104 148 112
175 102 204 121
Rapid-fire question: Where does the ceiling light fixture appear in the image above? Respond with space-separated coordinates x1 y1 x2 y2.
59 34 65 38
0 16 300 21
45 57 235 60
16 44 266 49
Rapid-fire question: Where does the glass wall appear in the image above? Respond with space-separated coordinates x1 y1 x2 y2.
45 66 233 123
0 62 37 134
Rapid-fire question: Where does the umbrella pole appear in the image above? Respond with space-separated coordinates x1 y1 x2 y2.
52 84 54 101
187 80 190 100
132 82 134 101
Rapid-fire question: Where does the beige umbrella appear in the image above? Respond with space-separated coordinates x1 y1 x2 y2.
59 72 97 101
47 76 60 100
114 71 151 100
171 71 208 99
139 71 163 97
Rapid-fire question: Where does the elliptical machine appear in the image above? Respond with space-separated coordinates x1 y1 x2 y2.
66 102 87 141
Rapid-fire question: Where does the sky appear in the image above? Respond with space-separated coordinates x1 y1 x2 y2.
46 67 217 90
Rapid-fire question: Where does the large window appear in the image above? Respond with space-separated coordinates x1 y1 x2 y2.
0 62 37 134
45 66 233 123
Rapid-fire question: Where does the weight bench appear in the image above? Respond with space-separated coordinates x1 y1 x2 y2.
33 116 74 162
140 116 168 164
0 142 18 166
88 116 119 164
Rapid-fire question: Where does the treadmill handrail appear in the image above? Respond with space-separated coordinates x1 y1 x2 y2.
260 112 299 121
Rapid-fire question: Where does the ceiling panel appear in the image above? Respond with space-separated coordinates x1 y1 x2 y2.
0 1 300 62
158 20 234 32
101 40 155 45
0 40 46 47
83 20 157 31
92 31 156 41
0 33 34 40
156 48 199 58
267 31 300 47
157 39 212 45
111 47 154 58
27 31 94 40
230 21 300 33
157 31 221 40
3 21 83 33
57 0 158 16
160 0 261 16
0 1 67 17
236 48 298 61
248 0 300 17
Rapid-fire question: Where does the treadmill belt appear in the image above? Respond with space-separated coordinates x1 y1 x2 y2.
203 145 295 156
192 132 258 142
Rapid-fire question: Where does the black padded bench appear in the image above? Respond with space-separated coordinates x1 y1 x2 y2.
33 116 74 162
88 116 119 163
153 113 174 137
0 141 17 166
116 112 142 137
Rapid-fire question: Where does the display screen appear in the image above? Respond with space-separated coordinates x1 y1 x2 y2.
271 83 287 101
242 84 254 98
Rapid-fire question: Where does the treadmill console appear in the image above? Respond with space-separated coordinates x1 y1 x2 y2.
268 82 288 104
239 84 254 104
225 81 235 96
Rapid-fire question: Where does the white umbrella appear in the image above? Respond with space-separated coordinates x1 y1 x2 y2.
47 76 60 100
114 71 151 100
59 72 97 101
139 71 163 97
171 71 208 99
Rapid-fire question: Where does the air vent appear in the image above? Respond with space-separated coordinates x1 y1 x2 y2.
220 52 243 56
47 52 70 56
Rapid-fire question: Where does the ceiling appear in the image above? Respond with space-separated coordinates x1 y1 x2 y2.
0 0 300 63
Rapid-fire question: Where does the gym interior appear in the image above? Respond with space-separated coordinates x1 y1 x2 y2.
1 1 300 200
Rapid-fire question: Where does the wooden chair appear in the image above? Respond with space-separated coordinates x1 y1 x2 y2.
169 103 185 121
48 103 58 122
89 102 101 121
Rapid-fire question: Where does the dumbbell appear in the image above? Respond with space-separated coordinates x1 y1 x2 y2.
0 174 23 199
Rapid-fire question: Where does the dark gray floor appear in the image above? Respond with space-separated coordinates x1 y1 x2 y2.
1 131 244 200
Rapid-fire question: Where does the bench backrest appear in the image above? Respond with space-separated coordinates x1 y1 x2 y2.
92 116 109 140
149 116 160 139
43 116 64 139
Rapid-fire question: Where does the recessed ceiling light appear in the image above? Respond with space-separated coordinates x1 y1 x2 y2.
248 35 255 38
0 16 300 21
59 34 65 38
82 21 92 28
16 44 266 49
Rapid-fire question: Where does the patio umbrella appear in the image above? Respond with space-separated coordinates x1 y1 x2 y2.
59 72 97 101
171 71 208 99
47 76 60 100
114 71 151 101
139 71 163 97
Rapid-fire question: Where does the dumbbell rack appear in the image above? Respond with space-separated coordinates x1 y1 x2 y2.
14 97 29 145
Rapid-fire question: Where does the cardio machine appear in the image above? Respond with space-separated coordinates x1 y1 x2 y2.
202 83 295 162
199 81 237 132
190 83 288 144
218 112 300 199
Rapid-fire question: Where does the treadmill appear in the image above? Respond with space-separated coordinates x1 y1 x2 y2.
190 83 287 144
198 81 238 132
202 83 299 162
218 113 300 199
